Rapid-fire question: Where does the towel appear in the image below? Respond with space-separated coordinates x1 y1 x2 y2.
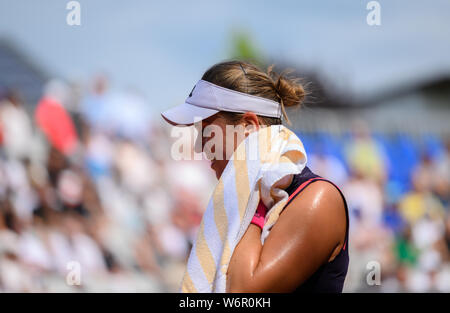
180 125 307 293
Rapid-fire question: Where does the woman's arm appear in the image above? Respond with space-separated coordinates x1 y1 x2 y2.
226 181 347 292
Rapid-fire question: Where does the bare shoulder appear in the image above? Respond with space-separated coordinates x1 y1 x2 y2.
278 180 347 249
291 180 345 211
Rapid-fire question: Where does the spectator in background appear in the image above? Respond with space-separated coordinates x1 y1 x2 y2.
399 157 446 225
79 74 110 136
394 225 419 268
35 80 79 156
445 214 450 261
413 153 438 195
308 142 348 186
343 170 384 229
432 137 450 208
0 89 34 161
107 90 153 143
80 75 153 144
345 119 387 183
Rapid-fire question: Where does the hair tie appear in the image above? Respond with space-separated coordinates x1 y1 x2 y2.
279 97 291 126
239 63 249 93
274 79 291 126
239 63 247 76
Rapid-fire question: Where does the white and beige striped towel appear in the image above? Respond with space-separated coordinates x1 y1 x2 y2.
180 125 307 293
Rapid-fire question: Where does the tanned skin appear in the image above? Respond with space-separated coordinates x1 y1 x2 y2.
196 112 347 293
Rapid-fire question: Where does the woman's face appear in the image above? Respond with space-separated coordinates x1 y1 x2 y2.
195 112 260 179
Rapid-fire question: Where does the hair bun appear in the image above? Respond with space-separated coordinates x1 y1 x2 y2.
267 65 305 108
267 65 306 124
276 75 306 108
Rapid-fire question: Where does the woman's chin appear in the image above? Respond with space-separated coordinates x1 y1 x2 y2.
211 163 223 180
214 169 221 180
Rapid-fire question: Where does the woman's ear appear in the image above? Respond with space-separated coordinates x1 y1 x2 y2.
241 112 260 133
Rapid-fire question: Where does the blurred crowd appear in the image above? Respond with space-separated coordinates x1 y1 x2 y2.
0 76 449 292
0 76 215 292
306 121 450 292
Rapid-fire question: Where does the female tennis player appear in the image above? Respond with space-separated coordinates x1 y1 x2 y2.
162 60 349 293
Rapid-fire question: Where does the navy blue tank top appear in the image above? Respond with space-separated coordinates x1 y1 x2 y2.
282 166 349 293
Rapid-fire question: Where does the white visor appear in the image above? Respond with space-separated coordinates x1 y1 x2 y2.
161 80 281 126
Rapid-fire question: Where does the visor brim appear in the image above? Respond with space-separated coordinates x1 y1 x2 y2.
161 101 219 126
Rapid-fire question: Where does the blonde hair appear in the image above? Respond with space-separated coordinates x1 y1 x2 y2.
201 60 306 125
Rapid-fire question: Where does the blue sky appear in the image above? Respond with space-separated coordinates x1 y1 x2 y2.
0 0 449 113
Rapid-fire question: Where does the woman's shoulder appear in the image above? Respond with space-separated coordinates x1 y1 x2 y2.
282 166 349 251
282 166 348 242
